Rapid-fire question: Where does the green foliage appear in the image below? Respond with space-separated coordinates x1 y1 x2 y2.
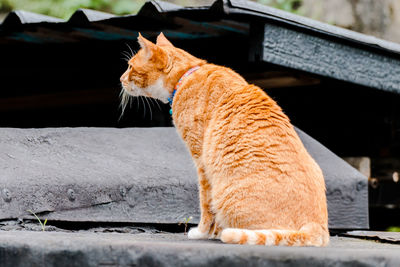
387 226 400 232
0 0 145 19
0 0 11 12
0 0 301 20
256 0 302 13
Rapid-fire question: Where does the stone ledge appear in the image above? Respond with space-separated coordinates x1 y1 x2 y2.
0 127 368 229
0 231 399 267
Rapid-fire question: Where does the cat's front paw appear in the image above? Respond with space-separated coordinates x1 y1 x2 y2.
188 227 209 239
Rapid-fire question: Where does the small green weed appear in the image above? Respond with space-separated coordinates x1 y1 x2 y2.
179 216 193 235
27 210 48 232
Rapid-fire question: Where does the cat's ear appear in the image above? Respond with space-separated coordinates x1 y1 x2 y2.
137 33 168 68
137 33 156 58
156 32 174 47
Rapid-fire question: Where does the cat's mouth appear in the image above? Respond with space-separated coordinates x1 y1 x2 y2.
121 82 143 97
120 78 169 105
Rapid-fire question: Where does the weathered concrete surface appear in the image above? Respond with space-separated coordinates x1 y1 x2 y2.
0 231 399 267
0 128 199 224
0 127 368 229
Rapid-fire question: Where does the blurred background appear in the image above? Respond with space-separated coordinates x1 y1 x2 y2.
1 0 400 44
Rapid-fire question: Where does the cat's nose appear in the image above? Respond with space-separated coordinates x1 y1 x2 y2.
120 75 125 83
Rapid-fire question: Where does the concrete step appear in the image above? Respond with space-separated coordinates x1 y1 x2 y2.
0 127 368 229
0 230 399 267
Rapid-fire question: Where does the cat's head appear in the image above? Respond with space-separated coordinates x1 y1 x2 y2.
120 33 205 110
120 33 172 104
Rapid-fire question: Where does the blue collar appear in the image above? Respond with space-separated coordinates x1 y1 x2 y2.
168 66 200 115
167 89 177 106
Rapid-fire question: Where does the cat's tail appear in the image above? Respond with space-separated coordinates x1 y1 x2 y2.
220 223 329 247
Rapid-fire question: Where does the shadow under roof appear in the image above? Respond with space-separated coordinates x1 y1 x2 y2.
0 0 399 93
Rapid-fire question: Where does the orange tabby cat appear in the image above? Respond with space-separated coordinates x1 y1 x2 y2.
120 33 329 246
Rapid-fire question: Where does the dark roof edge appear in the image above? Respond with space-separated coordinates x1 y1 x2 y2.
1 0 400 57
148 0 182 12
226 0 400 55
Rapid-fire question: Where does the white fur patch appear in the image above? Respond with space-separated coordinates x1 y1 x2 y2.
188 227 209 240
125 78 170 103
243 230 258 245
220 228 240 243
257 230 275 246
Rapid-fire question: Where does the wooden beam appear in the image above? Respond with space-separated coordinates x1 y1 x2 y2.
244 71 320 89
254 22 400 94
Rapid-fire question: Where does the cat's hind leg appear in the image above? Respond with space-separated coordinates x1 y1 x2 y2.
188 167 214 239
208 220 222 239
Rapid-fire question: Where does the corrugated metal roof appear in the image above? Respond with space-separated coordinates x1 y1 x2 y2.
1 0 400 55
0 0 399 94
2 10 64 25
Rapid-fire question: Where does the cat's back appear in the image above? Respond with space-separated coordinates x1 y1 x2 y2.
179 63 321 179
203 65 323 183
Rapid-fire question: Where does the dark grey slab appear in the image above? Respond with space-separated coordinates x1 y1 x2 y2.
258 22 400 94
0 127 368 229
344 231 400 243
0 231 399 267
0 128 199 224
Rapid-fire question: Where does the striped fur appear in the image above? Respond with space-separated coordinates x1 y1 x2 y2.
120 33 330 247
220 224 329 246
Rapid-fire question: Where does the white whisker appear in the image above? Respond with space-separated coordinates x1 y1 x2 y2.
144 97 153 121
119 86 131 120
121 51 130 57
130 96 134 108
140 96 146 118
121 51 132 62
152 98 162 111
126 43 135 58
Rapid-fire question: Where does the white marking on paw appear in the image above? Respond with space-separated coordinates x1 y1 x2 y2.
188 227 209 239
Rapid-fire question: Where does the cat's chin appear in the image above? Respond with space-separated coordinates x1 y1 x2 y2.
187 227 209 239
127 78 169 104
